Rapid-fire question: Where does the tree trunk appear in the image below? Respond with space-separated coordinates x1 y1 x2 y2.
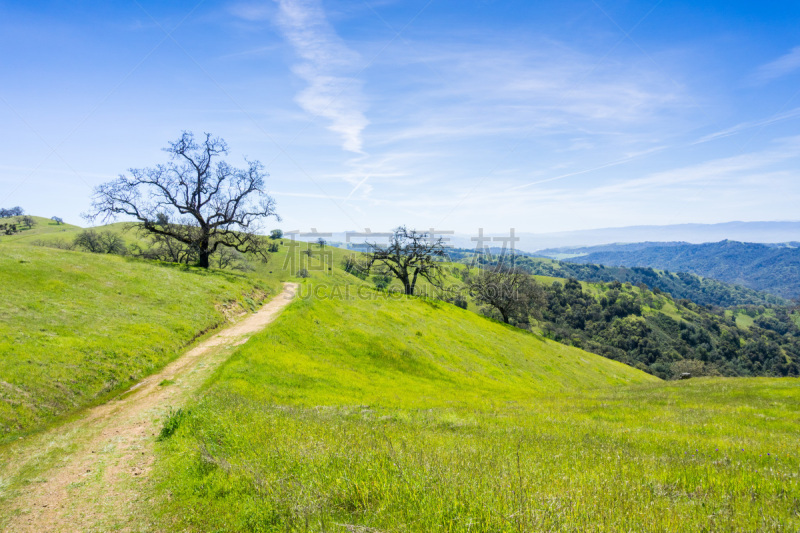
404 275 415 295
409 269 419 296
198 234 211 268
198 251 210 268
399 273 414 295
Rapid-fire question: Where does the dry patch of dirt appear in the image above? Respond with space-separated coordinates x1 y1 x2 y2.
0 282 298 532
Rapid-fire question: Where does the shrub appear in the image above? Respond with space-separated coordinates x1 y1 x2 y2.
215 247 254 271
449 294 468 309
670 359 721 380
74 230 127 255
372 273 392 290
31 239 75 251
342 255 368 280
130 233 195 264
158 407 189 441
0 222 19 235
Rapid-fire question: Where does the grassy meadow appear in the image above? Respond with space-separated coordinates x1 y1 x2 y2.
0 242 286 441
151 289 800 531
1 221 798 530
0 215 80 243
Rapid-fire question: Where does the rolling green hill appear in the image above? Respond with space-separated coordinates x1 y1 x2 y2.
343 251 800 380
215 285 655 403
444 258 799 379
151 287 800 531
0 215 81 243
0 243 285 441
505 255 786 307
4 218 182 251
1 219 799 529
564 240 800 299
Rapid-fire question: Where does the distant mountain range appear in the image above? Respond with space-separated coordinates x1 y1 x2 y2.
541 240 800 300
320 221 800 255
516 221 800 253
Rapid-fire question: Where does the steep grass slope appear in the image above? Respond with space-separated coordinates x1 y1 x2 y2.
0 244 282 441
151 291 799 531
216 288 653 407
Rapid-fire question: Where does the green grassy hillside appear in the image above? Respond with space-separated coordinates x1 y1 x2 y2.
156 376 800 531
150 291 791 530
150 290 800 531
0 243 284 441
216 285 654 405
0 216 81 243
2 219 799 530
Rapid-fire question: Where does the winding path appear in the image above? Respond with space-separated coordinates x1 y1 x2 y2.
1 282 299 532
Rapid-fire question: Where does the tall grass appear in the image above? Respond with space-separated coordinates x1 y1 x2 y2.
152 290 799 531
0 244 281 440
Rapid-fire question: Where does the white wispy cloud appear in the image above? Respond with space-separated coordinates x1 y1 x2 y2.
509 146 667 191
336 151 433 201
344 136 800 230
273 0 369 154
354 40 689 220
693 107 800 144
368 42 688 147
585 135 800 198
752 46 800 84
225 8 799 232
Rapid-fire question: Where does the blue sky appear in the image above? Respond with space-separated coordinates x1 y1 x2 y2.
1 0 799 234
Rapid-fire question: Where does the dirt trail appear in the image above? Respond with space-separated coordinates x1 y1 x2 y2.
1 282 299 532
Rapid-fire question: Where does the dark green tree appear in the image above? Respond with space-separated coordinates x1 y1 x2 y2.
466 266 543 324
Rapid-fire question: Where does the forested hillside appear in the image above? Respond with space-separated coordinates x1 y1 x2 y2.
564 240 800 299
528 277 799 379
465 253 785 307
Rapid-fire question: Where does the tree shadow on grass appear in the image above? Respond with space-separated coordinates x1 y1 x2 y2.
121 256 253 284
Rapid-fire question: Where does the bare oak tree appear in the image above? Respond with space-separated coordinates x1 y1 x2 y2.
87 132 279 268
365 226 447 295
466 265 543 324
